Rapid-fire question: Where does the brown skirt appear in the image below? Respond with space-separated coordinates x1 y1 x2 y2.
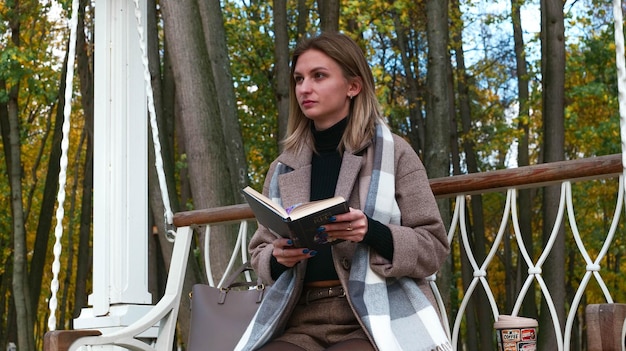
271 286 372 351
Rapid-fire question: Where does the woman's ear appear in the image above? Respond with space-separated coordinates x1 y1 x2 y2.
348 77 363 98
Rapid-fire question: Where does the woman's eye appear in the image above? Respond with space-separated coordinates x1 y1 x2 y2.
314 72 325 79
294 76 303 83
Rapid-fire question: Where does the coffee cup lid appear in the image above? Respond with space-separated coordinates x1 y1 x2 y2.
494 315 538 329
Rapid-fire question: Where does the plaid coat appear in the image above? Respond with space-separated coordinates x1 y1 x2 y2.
246 129 449 350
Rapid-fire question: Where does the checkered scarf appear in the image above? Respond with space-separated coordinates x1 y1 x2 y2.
236 123 451 351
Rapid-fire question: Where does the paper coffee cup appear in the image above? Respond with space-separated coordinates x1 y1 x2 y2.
494 315 538 351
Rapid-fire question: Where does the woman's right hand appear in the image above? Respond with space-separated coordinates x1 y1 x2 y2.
272 238 317 267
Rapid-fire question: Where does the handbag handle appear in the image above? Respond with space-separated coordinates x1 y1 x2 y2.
218 262 264 304
220 262 254 287
220 262 263 288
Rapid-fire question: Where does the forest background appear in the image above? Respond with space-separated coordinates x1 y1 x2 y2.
1 0 625 350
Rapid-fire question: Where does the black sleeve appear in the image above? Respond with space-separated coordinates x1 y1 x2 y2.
361 216 394 260
269 255 289 280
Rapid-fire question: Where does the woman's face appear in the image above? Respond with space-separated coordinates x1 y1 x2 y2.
293 49 358 130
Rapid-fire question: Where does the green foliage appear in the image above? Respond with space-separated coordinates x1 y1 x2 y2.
565 29 621 157
223 0 284 188
346 0 429 144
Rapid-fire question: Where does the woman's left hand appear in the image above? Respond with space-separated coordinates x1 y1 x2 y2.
320 207 368 243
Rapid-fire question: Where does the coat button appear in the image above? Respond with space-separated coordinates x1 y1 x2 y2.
341 258 351 270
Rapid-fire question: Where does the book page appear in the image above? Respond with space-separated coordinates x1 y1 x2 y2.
242 186 288 218
289 196 345 220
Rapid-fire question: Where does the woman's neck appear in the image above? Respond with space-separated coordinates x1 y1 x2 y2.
312 117 347 153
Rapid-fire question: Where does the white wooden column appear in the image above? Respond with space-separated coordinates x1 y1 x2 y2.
74 0 155 345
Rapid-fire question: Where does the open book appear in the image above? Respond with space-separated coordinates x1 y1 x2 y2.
242 186 349 249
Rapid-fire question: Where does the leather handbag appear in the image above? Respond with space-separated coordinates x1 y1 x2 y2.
187 262 264 351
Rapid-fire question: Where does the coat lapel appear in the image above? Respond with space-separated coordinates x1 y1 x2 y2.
276 148 364 208
336 152 363 205
278 165 312 208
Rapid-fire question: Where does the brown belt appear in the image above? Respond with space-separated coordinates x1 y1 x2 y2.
299 286 346 305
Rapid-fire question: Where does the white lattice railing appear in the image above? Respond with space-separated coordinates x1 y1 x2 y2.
428 154 624 350
52 154 624 350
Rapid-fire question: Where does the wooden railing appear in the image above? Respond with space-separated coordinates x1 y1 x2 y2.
173 154 623 226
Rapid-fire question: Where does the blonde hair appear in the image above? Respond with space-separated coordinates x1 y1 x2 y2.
282 32 385 154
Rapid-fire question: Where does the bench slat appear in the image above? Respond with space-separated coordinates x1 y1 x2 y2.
586 303 626 351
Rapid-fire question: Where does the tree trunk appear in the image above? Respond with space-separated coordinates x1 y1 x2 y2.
317 0 340 32
8 73 35 351
144 0 172 275
150 11 181 228
273 0 290 146
146 0 178 226
392 12 425 156
161 0 232 208
0 78 15 348
539 0 566 349
143 0 200 340
425 2 452 345
199 0 249 197
0 257 13 347
160 7 241 340
72 137 93 321
4 4 35 348
441 3 459 324
296 0 309 41
192 0 248 286
450 0 491 346
70 0 95 321
511 0 538 320
424 0 450 179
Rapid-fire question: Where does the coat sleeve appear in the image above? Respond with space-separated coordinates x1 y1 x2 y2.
248 161 282 285
369 135 450 279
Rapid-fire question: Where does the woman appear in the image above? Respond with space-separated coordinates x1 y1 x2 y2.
238 32 451 351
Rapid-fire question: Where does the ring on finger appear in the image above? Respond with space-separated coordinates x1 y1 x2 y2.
347 222 352 231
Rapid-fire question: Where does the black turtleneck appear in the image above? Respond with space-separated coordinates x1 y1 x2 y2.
270 118 394 282
305 119 346 282
310 118 346 201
